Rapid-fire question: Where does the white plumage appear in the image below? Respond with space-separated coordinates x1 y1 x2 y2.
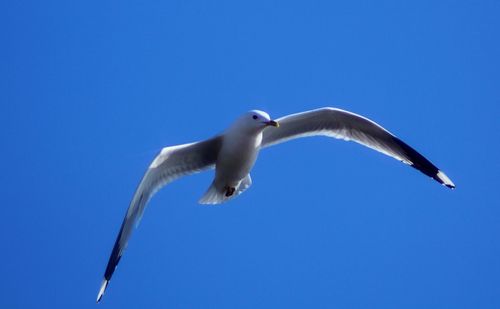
97 107 455 302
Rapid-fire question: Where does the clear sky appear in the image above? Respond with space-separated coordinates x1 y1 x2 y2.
1 0 499 308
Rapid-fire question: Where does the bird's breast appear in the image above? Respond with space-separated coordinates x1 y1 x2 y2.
215 134 262 183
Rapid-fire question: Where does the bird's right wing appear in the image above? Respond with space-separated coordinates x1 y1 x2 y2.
262 107 455 188
97 136 223 302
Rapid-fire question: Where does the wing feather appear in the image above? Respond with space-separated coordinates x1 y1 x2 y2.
97 136 222 302
262 107 455 189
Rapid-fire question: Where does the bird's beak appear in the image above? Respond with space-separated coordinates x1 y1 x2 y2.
266 120 279 127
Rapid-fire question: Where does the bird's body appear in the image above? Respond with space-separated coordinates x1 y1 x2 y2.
213 124 261 194
97 107 455 302
198 110 275 204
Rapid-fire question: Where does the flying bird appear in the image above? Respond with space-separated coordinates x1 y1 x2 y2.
97 107 455 302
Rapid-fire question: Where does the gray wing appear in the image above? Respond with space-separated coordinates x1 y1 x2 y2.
97 136 223 302
262 107 455 188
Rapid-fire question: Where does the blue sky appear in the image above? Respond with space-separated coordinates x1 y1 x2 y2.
1 0 499 308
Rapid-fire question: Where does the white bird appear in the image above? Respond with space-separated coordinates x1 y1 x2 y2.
96 107 455 302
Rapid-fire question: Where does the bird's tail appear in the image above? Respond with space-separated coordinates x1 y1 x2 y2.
198 174 252 205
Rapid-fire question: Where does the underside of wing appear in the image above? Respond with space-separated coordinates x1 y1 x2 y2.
262 107 455 189
97 136 222 302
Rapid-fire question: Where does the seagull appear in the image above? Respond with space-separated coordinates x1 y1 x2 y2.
97 107 455 302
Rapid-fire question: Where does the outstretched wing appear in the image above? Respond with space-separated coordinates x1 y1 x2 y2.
97 136 223 302
262 107 455 188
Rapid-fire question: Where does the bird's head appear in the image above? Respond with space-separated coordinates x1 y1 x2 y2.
230 110 279 133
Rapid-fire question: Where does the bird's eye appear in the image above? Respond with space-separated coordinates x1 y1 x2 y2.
252 115 258 120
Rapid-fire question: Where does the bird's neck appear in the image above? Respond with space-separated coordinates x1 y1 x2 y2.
224 129 263 150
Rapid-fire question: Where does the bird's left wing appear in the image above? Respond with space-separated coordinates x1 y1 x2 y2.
262 107 455 188
97 136 223 302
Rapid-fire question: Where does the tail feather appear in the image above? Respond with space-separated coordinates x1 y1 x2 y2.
198 181 227 204
199 174 252 205
237 174 252 194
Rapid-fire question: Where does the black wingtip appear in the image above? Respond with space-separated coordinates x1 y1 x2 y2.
392 136 455 189
99 218 126 302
